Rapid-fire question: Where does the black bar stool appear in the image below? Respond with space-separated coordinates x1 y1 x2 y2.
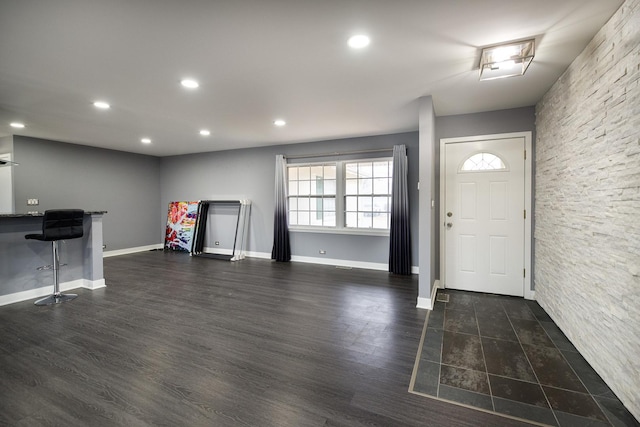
25 209 84 306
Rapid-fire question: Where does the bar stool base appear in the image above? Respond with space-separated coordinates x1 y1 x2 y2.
34 293 78 306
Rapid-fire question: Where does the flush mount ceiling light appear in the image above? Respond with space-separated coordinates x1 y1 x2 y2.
274 119 286 127
141 138 152 144
93 101 111 109
10 122 25 128
180 78 199 89
479 39 535 81
199 129 210 136
348 34 370 49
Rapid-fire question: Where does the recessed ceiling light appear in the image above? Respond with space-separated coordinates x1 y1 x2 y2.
274 119 286 127
348 34 370 49
10 122 25 128
199 129 211 136
93 101 110 109
181 79 199 89
141 138 152 144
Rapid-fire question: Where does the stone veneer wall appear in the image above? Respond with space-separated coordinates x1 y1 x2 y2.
535 0 639 419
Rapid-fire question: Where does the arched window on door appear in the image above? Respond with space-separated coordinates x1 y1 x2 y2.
460 152 507 172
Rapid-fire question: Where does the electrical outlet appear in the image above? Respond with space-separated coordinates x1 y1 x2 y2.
319 250 326 254
27 198 39 205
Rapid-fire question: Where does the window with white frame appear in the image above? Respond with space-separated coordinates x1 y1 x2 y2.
344 160 392 229
287 158 393 232
288 164 336 227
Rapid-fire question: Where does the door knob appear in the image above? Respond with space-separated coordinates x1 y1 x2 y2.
447 212 453 217
446 222 453 229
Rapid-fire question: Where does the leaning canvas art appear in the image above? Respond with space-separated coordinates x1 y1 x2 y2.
164 201 199 251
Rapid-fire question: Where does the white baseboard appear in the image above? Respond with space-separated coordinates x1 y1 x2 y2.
291 255 388 271
252 251 418 273
0 287 52 306
416 279 440 310
244 252 420 274
83 278 106 290
107 245 419 274
202 247 233 255
103 244 163 257
0 278 107 307
416 297 431 310
245 251 271 259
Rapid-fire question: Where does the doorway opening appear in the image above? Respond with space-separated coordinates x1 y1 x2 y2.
439 132 533 299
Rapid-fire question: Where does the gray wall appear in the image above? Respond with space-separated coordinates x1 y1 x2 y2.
535 0 639 418
418 97 437 304
433 107 536 280
13 136 162 251
8 108 534 274
435 107 536 141
160 132 419 267
0 135 12 153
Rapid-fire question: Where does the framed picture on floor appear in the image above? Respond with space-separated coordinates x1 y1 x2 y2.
164 201 199 251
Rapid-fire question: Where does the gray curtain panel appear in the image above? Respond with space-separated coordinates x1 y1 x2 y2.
389 144 411 275
271 154 291 261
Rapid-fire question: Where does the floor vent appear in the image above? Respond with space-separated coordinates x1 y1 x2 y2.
436 293 450 303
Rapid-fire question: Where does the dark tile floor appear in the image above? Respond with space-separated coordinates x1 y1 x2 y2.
411 290 640 427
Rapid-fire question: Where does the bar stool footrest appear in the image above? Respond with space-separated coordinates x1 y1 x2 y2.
36 263 68 271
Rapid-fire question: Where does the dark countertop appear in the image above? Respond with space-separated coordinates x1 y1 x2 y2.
0 211 107 218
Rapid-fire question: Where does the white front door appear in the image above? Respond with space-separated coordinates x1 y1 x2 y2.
444 137 525 297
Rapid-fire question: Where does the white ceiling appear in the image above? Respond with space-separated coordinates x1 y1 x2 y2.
0 0 624 156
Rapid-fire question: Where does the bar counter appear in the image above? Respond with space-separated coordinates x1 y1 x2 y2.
0 211 106 306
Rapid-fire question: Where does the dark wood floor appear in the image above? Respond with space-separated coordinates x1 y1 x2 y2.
0 251 533 426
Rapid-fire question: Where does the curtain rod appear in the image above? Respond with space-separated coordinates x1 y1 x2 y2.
284 147 393 160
